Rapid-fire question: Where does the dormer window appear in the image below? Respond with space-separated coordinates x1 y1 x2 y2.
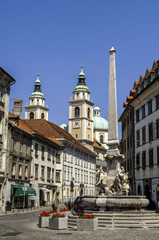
155 68 158 78
147 75 151 85
136 87 138 95
141 81 144 90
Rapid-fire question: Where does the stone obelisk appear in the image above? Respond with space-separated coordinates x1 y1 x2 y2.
106 47 123 186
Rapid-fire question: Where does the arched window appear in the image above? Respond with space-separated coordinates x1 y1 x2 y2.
41 113 44 119
87 108 90 119
100 135 104 143
30 112 34 119
75 107 80 118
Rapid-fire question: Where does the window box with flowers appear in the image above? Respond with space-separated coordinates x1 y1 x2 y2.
60 208 71 217
77 215 98 231
39 211 51 228
49 213 67 230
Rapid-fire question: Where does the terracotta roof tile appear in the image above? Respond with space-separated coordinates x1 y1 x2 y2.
93 138 105 149
22 119 95 155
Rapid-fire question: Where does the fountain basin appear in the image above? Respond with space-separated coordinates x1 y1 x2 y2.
81 195 149 210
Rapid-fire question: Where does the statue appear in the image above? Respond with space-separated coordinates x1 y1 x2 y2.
96 166 130 196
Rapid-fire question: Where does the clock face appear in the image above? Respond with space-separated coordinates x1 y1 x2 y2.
73 120 80 128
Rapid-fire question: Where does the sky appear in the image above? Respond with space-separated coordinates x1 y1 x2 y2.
1 0 159 140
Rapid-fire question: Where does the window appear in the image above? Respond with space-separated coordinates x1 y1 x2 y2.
30 112 34 119
35 143 38 158
148 100 152 115
75 107 80 118
41 113 44 119
136 130 140 147
156 95 159 110
63 152 66 161
100 135 104 143
149 122 153 142
11 163 16 176
71 155 73 164
136 154 140 169
136 87 138 95
56 171 60 182
47 167 51 182
142 152 146 169
41 166 45 180
149 149 153 167
136 109 140 123
48 148 51 161
63 167 66 181
56 153 60 163
35 164 38 180
157 147 159 165
155 68 158 78
52 169 54 182
42 146 45 160
142 126 146 144
0 87 4 101
18 165 22 177
25 166 28 178
141 81 144 90
141 105 145 119
52 151 55 164
157 119 159 139
87 108 90 119
147 76 151 85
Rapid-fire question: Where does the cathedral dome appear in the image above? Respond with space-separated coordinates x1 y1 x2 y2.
93 106 108 130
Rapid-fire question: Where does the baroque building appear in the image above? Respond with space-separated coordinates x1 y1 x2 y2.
22 119 96 203
119 60 159 206
0 67 15 210
69 65 94 151
25 73 49 120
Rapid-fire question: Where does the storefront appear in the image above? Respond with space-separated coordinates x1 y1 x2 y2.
10 185 36 209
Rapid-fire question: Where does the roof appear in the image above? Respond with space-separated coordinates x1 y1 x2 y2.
0 67 16 84
93 138 105 149
14 100 23 103
93 116 108 130
22 119 96 156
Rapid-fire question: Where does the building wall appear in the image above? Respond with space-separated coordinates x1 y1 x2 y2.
62 145 96 202
134 79 159 205
30 139 62 207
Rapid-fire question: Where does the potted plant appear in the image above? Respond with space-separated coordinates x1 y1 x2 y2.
49 213 67 230
11 174 15 178
39 211 51 228
77 214 98 231
25 175 28 180
18 174 22 179
60 208 71 217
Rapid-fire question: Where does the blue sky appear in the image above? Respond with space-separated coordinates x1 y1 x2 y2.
1 0 159 139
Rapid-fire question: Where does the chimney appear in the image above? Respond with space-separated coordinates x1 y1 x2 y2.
12 100 23 118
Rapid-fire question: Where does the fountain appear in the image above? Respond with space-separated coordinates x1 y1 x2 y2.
81 47 149 210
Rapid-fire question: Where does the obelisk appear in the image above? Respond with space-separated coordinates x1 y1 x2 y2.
106 47 123 186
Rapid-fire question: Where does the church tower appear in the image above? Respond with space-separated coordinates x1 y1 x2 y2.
25 73 49 120
69 65 94 150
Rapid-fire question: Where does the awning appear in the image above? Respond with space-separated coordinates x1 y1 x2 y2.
11 185 36 197
40 187 50 192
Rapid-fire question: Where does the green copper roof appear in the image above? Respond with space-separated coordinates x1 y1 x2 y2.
31 73 44 98
74 85 89 92
31 91 44 97
93 116 108 130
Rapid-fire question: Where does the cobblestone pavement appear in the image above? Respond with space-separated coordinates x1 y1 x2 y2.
0 210 159 240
